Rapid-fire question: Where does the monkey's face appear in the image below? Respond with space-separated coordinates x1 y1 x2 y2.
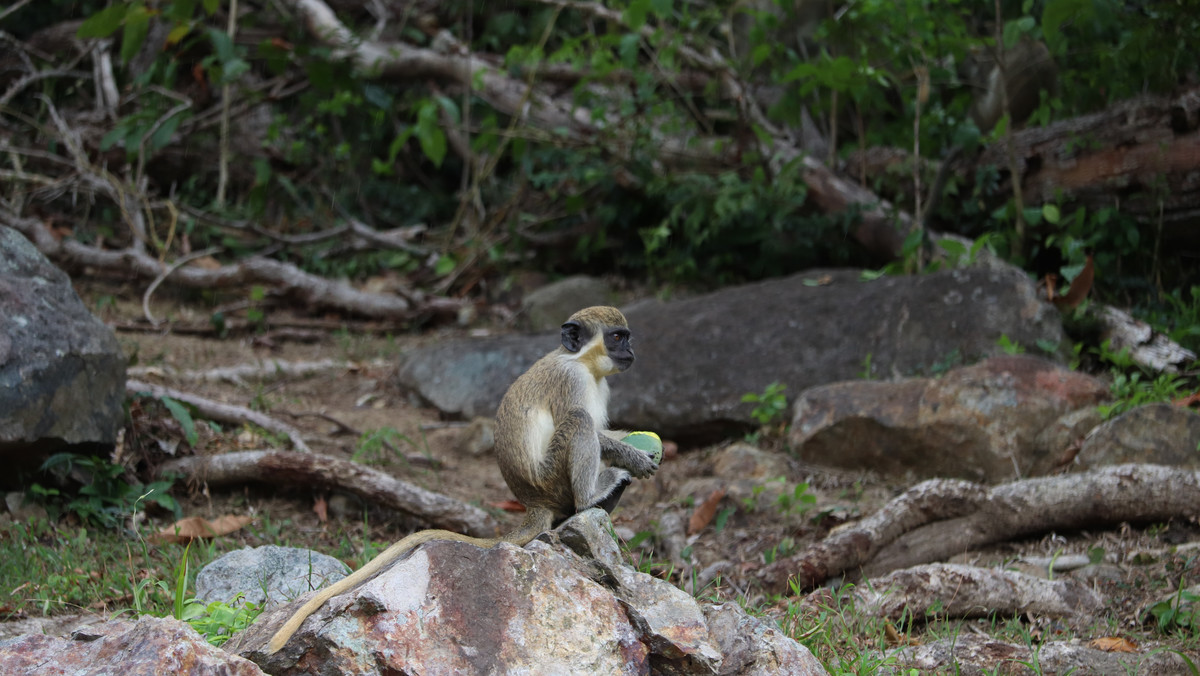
604 327 634 372
561 319 634 375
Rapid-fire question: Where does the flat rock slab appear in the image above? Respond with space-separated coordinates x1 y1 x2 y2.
396 266 1064 440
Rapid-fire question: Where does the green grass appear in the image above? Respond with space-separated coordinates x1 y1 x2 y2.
0 517 198 618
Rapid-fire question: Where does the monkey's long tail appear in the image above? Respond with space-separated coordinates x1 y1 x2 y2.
265 510 553 654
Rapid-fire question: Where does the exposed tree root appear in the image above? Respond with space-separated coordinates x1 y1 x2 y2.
156 450 497 537
758 464 1200 594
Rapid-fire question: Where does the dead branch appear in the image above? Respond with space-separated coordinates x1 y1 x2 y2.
1 208 463 320
759 464 1200 594
850 563 1103 623
127 378 313 453
156 450 497 537
128 358 369 386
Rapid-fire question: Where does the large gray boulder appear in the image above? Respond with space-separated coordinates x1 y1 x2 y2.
396 266 1064 440
0 226 126 484
195 545 350 610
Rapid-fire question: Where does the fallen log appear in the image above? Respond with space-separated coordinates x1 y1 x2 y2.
156 450 497 538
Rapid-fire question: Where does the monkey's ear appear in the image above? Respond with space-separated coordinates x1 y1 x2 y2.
561 320 586 352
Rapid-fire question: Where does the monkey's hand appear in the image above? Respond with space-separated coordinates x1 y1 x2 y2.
600 434 659 479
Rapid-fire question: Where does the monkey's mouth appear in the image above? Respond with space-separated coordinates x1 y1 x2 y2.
612 355 634 371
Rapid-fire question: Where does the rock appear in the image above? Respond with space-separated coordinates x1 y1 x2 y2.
789 355 1109 481
521 275 612 331
702 602 827 676
4 491 48 523
231 509 825 675
396 266 1063 441
1077 403 1200 470
195 545 350 610
0 616 264 675
395 334 543 419
0 226 126 485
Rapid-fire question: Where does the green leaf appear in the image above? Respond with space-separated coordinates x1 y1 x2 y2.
415 101 447 167
1042 204 1062 224
938 238 968 258
650 0 672 16
160 396 198 447
166 23 193 46
434 254 456 276
120 4 153 64
624 0 650 30
202 0 220 14
207 27 237 65
78 4 129 39
148 111 184 151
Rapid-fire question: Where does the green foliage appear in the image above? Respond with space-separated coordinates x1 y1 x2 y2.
996 334 1025 355
741 382 788 427
182 595 263 645
1147 587 1200 638
1092 341 1191 420
31 454 179 530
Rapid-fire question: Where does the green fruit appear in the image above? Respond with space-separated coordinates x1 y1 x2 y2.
622 431 663 465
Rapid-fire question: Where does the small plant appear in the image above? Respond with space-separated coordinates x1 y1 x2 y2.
1147 588 1200 637
776 482 817 517
352 427 416 465
741 382 788 427
32 454 178 529
1092 340 1190 420
996 334 1026 355
182 595 263 646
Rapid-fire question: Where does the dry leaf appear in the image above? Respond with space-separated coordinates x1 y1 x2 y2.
1052 254 1094 310
1089 636 1138 653
687 487 726 535
313 495 328 523
150 515 253 544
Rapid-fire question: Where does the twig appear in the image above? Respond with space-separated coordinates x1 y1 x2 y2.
0 69 91 108
142 247 222 326
216 0 239 207
127 378 314 453
0 0 34 23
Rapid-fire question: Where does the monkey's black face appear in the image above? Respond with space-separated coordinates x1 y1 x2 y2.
605 327 634 371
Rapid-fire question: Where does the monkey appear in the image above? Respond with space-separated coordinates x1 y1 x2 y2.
265 306 658 654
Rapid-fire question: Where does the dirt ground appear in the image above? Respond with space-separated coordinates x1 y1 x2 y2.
60 277 1200 664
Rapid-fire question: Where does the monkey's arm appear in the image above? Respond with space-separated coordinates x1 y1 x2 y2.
598 434 658 478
